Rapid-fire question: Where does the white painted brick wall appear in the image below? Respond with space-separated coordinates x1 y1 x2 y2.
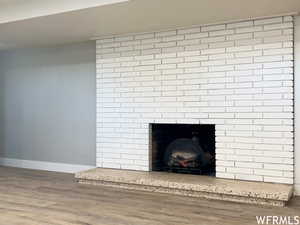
96 16 294 184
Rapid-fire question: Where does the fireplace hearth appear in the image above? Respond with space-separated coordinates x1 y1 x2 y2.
150 124 215 176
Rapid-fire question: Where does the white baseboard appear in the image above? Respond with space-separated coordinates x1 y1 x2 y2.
0 157 95 173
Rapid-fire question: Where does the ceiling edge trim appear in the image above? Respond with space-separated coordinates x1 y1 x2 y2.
90 11 299 40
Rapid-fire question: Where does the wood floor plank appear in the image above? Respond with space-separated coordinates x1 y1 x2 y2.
0 166 299 225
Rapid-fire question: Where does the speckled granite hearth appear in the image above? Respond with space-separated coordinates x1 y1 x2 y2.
75 168 293 207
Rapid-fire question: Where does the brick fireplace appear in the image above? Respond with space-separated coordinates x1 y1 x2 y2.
96 16 294 184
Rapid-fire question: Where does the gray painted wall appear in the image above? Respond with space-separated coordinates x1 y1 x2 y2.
295 17 300 195
0 41 96 166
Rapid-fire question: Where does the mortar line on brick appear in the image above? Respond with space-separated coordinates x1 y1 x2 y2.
92 13 298 41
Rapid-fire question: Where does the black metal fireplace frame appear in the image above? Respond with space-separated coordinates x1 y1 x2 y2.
149 123 216 176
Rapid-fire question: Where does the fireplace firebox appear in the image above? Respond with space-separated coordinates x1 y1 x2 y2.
150 124 216 176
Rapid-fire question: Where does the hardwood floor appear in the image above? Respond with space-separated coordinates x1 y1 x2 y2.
0 166 299 225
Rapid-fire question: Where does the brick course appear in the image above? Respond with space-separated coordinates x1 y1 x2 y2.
96 16 294 184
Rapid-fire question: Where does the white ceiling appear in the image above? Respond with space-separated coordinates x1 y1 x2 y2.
0 0 300 50
0 0 129 24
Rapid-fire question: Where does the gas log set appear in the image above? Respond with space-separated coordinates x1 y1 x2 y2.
151 124 216 176
164 135 214 173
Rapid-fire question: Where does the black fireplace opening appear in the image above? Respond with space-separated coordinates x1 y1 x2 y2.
150 123 215 176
